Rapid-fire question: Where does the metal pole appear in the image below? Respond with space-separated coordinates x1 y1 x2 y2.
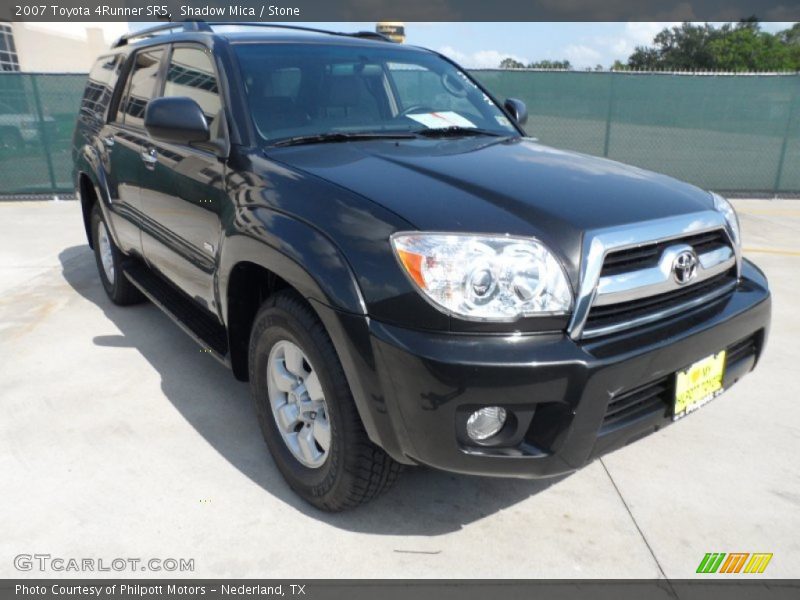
603 73 616 157
773 77 799 196
30 74 58 194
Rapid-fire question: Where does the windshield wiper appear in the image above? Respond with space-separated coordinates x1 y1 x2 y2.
414 126 509 138
271 132 416 147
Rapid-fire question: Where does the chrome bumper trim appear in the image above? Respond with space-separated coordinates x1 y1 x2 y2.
581 279 737 339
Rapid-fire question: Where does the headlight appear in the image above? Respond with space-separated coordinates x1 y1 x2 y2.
391 232 572 321
711 192 740 247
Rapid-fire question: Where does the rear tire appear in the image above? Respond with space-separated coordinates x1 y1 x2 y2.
249 290 401 511
90 203 144 306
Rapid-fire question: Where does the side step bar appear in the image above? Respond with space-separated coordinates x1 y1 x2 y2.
123 261 230 366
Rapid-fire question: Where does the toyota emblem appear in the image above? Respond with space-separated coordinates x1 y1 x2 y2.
673 250 698 285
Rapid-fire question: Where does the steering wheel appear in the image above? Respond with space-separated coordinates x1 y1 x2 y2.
399 105 437 118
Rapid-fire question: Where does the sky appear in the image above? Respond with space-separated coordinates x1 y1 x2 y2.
286 22 797 69
31 21 797 70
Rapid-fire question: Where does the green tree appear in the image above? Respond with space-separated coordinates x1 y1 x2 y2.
709 23 795 70
779 23 800 67
527 60 572 69
628 23 721 70
499 57 525 69
624 20 800 72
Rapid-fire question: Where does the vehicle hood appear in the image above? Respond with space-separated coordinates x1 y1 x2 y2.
269 137 715 275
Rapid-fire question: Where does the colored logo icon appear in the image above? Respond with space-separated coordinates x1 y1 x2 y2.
696 552 773 574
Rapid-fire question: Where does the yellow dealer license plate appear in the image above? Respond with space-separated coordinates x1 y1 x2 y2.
674 351 726 420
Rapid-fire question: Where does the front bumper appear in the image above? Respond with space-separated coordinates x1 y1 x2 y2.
319 259 770 478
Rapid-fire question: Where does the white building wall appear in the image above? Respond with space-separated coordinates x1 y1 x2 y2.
11 23 129 73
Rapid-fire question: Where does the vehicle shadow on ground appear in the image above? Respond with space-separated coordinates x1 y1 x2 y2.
60 246 567 535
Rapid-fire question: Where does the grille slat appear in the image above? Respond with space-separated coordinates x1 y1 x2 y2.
726 335 757 365
604 384 667 420
602 377 671 430
599 334 759 433
585 229 736 337
586 270 736 329
601 230 729 276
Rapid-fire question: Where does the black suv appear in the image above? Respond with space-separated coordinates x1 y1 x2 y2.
73 22 771 511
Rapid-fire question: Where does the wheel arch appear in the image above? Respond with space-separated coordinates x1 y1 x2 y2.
77 171 99 248
74 146 112 250
219 213 367 381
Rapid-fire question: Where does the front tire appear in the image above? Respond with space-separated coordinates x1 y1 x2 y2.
90 203 144 305
249 290 401 511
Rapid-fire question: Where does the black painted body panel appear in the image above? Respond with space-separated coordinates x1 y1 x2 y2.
72 29 771 477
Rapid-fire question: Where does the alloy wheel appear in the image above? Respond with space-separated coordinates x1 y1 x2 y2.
266 340 332 468
97 221 115 283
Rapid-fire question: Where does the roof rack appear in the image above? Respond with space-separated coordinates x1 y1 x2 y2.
204 22 395 42
111 21 210 48
111 21 394 49
348 31 394 42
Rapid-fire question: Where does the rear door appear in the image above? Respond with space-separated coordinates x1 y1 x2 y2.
138 44 226 313
100 46 166 255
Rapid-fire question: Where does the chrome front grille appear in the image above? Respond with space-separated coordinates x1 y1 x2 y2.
568 211 741 340
599 230 730 277
592 233 735 308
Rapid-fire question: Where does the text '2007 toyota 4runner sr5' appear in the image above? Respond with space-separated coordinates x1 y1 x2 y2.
73 22 771 511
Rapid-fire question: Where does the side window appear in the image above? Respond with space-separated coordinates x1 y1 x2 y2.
119 47 164 129
81 54 122 119
163 46 221 127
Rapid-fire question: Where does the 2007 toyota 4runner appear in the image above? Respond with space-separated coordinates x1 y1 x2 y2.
73 22 771 511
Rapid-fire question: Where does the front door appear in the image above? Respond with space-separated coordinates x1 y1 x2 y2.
138 44 226 314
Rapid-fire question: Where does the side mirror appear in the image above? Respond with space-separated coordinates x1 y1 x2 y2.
145 97 210 145
504 98 528 126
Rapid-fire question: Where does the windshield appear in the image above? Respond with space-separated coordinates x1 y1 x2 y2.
232 43 520 144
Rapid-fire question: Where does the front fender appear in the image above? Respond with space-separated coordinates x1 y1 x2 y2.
216 210 411 454
218 207 366 321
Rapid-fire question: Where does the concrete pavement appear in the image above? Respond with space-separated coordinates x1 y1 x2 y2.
0 200 798 578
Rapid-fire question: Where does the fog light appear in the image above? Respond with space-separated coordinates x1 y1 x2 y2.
466 406 507 441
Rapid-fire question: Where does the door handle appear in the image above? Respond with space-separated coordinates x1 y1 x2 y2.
102 136 115 148
140 148 158 167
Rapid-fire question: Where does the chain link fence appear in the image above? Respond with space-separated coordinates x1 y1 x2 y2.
0 70 798 196
472 70 800 196
0 73 85 196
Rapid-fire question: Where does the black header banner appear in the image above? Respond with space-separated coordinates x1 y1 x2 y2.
1 0 800 22
2 580 800 600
